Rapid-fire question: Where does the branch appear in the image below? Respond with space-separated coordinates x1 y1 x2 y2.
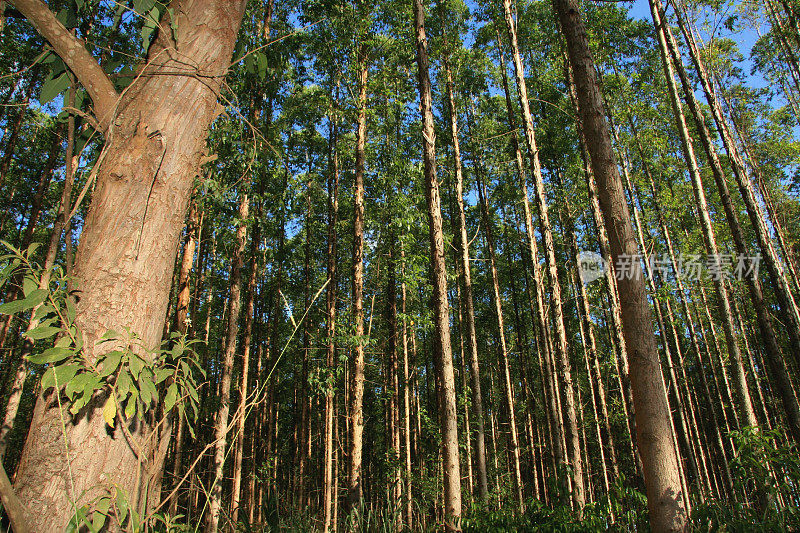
10 0 119 129
0 460 30 533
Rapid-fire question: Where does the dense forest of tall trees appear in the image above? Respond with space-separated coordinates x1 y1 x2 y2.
0 0 799 530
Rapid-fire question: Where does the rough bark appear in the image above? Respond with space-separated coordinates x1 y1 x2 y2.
206 174 251 533
231 205 260 523
322 102 340 533
413 0 462 527
552 0 688 528
347 46 368 512
13 1 247 529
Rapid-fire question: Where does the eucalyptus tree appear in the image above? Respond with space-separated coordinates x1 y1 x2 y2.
5 0 248 529
553 0 688 528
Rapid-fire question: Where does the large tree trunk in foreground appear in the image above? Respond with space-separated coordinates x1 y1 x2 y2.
413 0 462 528
552 0 688 529
10 0 247 530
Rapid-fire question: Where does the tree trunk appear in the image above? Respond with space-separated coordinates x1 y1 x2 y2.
11 0 247 529
206 173 251 533
501 0 584 508
552 0 688 528
650 0 760 432
347 46 368 512
322 100 340 533
667 0 800 370
173 195 200 336
413 0 462 528
231 203 260 523
444 58 489 501
475 151 525 510
496 40 565 488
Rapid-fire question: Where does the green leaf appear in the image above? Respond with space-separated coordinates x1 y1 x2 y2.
129 354 145 379
27 346 72 364
116 487 129 523
91 496 110 531
25 325 62 341
55 6 78 28
188 383 199 403
138 374 156 405
103 396 116 428
116 369 132 397
0 299 30 315
32 303 56 322
256 51 268 80
40 71 71 105
154 367 172 384
100 329 121 341
164 383 178 413
65 297 77 324
125 390 138 418
65 372 100 401
55 335 72 348
140 6 160 50
99 350 123 378
41 362 79 389
0 289 51 316
133 0 156 14
22 276 37 297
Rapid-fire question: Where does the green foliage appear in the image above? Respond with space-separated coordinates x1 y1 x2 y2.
692 428 800 530
0 241 205 431
461 474 648 532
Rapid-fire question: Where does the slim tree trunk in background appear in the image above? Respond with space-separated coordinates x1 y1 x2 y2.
401 250 414 530
296 155 313 509
0 99 74 462
165 192 200 516
385 230 403 521
323 104 340 533
347 46 368 512
444 58 489 501
667 0 800 366
231 205 261 523
564 197 617 492
0 80 31 191
496 40 565 485
553 0 688 528
475 165 525 510
174 196 200 335
649 0 759 432
19 124 63 249
0 82 36 349
413 0 462 527
502 0 584 508
206 176 251 533
9 0 248 528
